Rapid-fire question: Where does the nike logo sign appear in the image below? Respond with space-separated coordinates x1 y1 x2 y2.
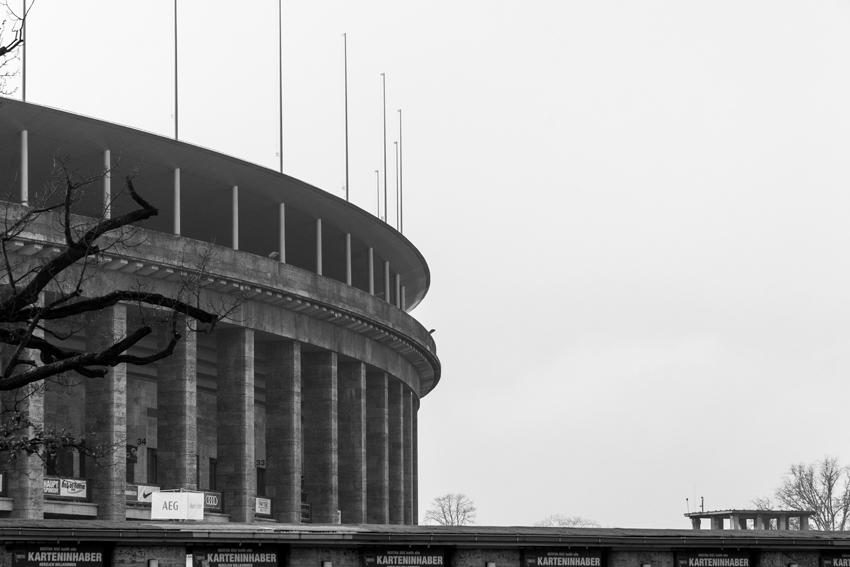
142 491 153 499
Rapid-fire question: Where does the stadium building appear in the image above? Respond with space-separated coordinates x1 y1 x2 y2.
0 98 439 524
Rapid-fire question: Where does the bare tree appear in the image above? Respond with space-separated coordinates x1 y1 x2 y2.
754 456 850 530
423 493 477 526
0 160 227 463
534 514 601 528
0 0 30 94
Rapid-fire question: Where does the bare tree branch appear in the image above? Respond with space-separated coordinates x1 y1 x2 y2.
423 493 477 526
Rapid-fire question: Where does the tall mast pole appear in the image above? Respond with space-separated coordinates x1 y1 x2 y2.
21 0 25 102
375 170 380 217
394 141 399 230
381 73 387 222
279 1 284 173
343 33 349 200
174 0 179 140
398 108 403 234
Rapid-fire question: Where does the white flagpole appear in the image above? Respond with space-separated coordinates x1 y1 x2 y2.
174 0 179 140
344 33 349 200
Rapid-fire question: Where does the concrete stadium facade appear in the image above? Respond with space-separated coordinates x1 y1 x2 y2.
0 99 440 525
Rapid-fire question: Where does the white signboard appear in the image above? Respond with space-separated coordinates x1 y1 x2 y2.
255 497 271 516
151 492 204 520
60 479 87 499
137 485 159 502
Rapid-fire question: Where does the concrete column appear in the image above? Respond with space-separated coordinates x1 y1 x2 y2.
366 372 388 524
338 361 366 523
691 517 701 529
388 378 404 524
755 514 766 530
103 149 111 219
264 341 302 523
316 219 323 275
1 383 44 518
403 387 413 524
777 515 788 530
368 248 375 295
156 323 197 490
231 186 239 250
395 275 401 308
711 516 723 530
401 286 406 311
302 351 337 522
800 515 809 530
85 305 127 520
412 399 418 524
345 234 352 285
384 261 391 304
278 203 286 262
20 130 27 205
729 514 740 530
216 328 255 523
173 168 181 235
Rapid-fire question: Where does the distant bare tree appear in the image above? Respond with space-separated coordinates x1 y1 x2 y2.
534 514 601 528
423 493 476 526
754 456 850 530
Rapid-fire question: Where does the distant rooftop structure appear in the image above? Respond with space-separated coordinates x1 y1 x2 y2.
685 509 814 531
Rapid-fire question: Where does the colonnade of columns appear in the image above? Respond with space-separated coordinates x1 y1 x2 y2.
5 305 419 524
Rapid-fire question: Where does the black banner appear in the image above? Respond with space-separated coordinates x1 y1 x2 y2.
13 545 104 567
676 552 751 567
523 550 602 567
822 554 850 567
204 491 223 512
362 549 445 567
193 547 278 567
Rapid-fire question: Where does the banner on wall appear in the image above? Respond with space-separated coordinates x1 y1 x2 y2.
523 550 602 567
676 551 751 567
151 491 204 520
12 544 104 567
205 491 223 512
125 484 161 503
193 546 278 567
43 477 87 499
362 548 446 567
255 497 271 516
822 553 850 567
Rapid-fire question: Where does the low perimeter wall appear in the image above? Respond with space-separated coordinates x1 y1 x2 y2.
0 523 842 567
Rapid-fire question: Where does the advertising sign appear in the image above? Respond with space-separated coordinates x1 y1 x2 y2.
43 478 60 496
12 544 104 567
126 485 159 503
151 491 204 520
59 478 87 499
822 554 850 567
255 497 271 516
523 551 603 567
362 548 446 567
676 552 750 567
137 485 159 502
44 478 87 499
193 546 278 567
204 491 223 512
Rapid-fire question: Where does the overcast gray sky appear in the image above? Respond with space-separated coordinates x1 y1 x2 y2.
11 1 850 528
